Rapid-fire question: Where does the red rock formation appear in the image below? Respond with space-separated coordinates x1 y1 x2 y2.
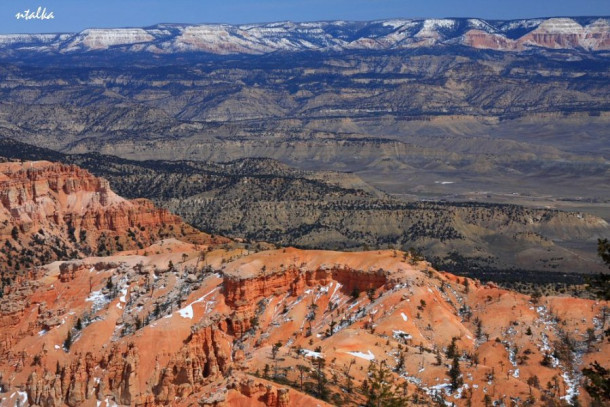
0 236 608 406
154 322 232 403
58 263 84 283
231 378 294 407
223 264 388 336
462 29 519 50
225 265 387 309
0 161 219 277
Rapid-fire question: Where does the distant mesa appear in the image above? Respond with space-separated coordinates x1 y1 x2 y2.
0 17 608 55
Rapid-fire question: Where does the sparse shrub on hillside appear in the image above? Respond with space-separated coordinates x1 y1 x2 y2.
541 353 554 367
527 375 540 391
599 238 610 266
586 273 610 302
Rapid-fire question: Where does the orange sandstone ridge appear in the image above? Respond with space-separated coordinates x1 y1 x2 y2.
0 161 226 277
0 243 607 406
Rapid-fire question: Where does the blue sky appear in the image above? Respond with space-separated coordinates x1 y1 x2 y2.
2 0 609 34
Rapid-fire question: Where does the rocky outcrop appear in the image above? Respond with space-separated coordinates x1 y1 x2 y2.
223 264 388 336
58 263 84 283
22 327 233 407
0 161 212 277
154 323 232 403
27 370 64 407
224 265 388 310
25 352 98 407
0 161 181 231
234 378 291 407
100 344 140 405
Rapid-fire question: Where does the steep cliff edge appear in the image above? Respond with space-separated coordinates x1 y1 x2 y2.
0 161 224 279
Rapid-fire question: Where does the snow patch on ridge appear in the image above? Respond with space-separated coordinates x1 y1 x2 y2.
177 287 219 319
302 349 323 359
347 350 375 360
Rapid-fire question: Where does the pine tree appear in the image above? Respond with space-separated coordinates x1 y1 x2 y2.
446 337 458 359
435 349 443 366
395 351 405 372
585 239 610 300
328 318 336 336
63 330 73 351
296 364 309 391
306 301 318 335
475 318 484 340
448 354 463 392
365 360 404 407
582 361 610 406
272 341 282 360
11 227 19 240
310 357 329 401
271 341 282 378
599 238 610 265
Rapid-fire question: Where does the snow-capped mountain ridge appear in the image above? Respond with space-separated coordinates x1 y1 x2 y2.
0 17 608 55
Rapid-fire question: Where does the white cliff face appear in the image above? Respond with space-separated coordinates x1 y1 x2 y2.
0 33 69 46
534 18 584 34
0 17 608 55
64 28 155 51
